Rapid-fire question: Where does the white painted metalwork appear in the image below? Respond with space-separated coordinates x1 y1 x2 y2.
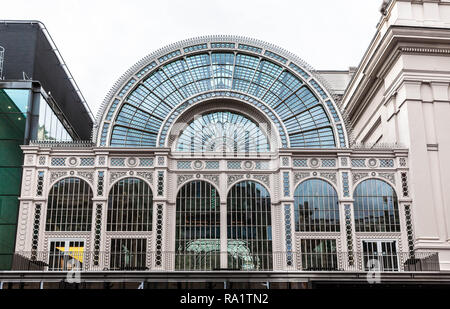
94 36 350 149
0 46 4 79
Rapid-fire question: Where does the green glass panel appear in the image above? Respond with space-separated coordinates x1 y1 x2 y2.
0 196 19 224
0 113 26 140
0 140 23 166
0 225 17 270
2 90 29 115
0 168 22 195
0 89 28 271
0 225 16 253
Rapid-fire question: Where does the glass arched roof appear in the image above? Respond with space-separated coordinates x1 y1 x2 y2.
96 37 348 149
176 111 270 152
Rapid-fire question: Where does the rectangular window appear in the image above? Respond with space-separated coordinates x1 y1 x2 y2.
48 240 84 271
300 239 338 271
362 240 398 271
109 238 147 270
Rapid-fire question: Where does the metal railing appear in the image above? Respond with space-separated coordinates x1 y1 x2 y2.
2 251 440 272
29 140 95 148
0 45 4 79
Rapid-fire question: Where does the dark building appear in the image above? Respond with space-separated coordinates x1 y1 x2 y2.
0 21 93 269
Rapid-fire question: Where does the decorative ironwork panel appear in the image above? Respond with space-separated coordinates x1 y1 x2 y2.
227 174 244 186
111 158 125 167
155 204 164 267
404 204 415 255
401 172 409 197
51 158 66 166
351 159 366 168
293 159 307 167
177 161 192 169
38 156 46 165
157 157 165 165
205 161 219 169
284 204 293 266
31 204 42 260
255 161 270 170
283 172 290 197
97 171 104 196
319 172 337 184
157 172 164 196
80 157 95 166
344 204 354 266
93 204 102 266
36 171 44 196
139 158 154 167
399 157 407 167
379 159 394 168
342 172 350 197
379 172 395 185
227 161 242 169
321 159 336 168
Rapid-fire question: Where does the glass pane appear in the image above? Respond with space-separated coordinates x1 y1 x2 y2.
354 179 400 232
176 181 220 271
227 181 272 270
294 179 340 232
107 178 153 232
46 178 93 232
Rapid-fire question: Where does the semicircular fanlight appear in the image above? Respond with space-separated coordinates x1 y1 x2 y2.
176 111 270 153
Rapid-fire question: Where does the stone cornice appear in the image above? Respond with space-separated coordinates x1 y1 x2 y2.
343 25 450 124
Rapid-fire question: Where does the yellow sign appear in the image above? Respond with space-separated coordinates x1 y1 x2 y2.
56 247 84 263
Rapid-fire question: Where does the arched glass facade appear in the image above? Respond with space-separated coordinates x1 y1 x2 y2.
294 179 340 232
175 181 220 270
227 181 272 270
353 179 400 232
99 38 348 149
176 111 270 152
107 178 153 232
46 177 93 231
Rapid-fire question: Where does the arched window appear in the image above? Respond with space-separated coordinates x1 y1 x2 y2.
176 111 270 153
176 181 220 270
227 181 272 270
107 177 153 231
46 177 93 231
353 179 400 232
100 40 349 149
294 179 340 232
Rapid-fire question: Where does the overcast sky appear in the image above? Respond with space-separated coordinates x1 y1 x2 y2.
3 0 382 116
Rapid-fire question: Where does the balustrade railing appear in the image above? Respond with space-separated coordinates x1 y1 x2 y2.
2 251 440 272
